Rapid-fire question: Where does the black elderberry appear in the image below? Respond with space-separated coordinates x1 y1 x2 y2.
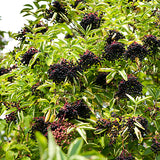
48 59 81 84
80 12 101 31
151 135 160 154
78 50 100 70
124 42 148 61
21 47 38 66
73 99 91 119
103 41 125 61
96 119 112 132
142 35 160 55
106 30 125 45
56 103 78 120
30 117 50 139
115 74 143 99
94 72 108 89
0 67 9 76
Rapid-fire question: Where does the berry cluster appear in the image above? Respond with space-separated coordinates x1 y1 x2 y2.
21 47 38 65
48 59 81 84
3 102 21 123
57 100 91 120
78 50 100 70
116 150 135 160
124 42 148 61
44 1 68 23
106 30 125 45
94 72 108 88
80 12 101 30
144 107 160 119
0 65 17 76
30 117 50 139
34 21 48 34
31 82 44 96
48 120 76 147
151 135 160 154
103 41 125 61
115 74 143 99
142 35 160 55
96 119 112 133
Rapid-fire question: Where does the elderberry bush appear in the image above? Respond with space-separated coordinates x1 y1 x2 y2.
48 59 81 84
103 41 125 61
115 74 143 99
124 42 148 61
80 12 101 31
106 30 125 45
78 50 100 70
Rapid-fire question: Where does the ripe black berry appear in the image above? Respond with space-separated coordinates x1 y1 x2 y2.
21 47 38 65
116 150 135 160
56 102 78 120
94 72 108 88
124 42 148 61
73 99 91 119
103 41 125 61
78 50 100 70
30 117 50 139
115 74 143 99
142 35 160 55
80 12 101 30
106 30 125 45
151 135 160 154
48 59 81 84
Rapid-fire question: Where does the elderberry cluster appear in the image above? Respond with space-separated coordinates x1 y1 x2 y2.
142 35 160 55
57 100 91 120
48 59 81 84
124 42 148 61
48 120 77 147
80 12 101 30
44 1 68 23
151 135 160 154
78 50 100 70
115 74 143 99
0 65 17 76
106 30 125 45
116 150 135 160
96 119 112 133
103 41 125 61
21 47 38 65
94 72 108 88
3 102 21 123
30 117 50 139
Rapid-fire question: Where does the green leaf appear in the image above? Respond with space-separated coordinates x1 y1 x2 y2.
5 150 14 160
137 96 152 105
98 68 115 72
56 146 66 160
106 71 117 84
48 130 56 160
68 138 83 157
126 94 136 104
118 69 128 81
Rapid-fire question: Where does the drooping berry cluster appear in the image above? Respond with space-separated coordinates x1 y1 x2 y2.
34 21 48 34
0 65 17 76
21 47 38 65
80 12 101 30
78 50 100 70
151 135 160 154
115 74 143 99
30 117 50 139
106 30 125 45
94 72 108 88
44 1 68 23
142 35 160 55
31 82 44 96
124 42 148 61
56 102 78 120
103 41 125 61
48 59 81 84
116 150 135 160
57 100 91 120
48 120 77 147
144 107 160 119
124 116 148 139
3 102 21 123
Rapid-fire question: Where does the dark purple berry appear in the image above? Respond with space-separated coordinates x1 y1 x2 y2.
103 41 125 61
124 42 148 61
115 74 143 99
80 12 101 30
94 72 108 88
116 150 135 160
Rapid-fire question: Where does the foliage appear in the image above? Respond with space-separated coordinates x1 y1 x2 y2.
0 0 160 159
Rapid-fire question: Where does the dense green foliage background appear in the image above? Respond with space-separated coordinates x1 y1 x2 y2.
0 0 160 159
